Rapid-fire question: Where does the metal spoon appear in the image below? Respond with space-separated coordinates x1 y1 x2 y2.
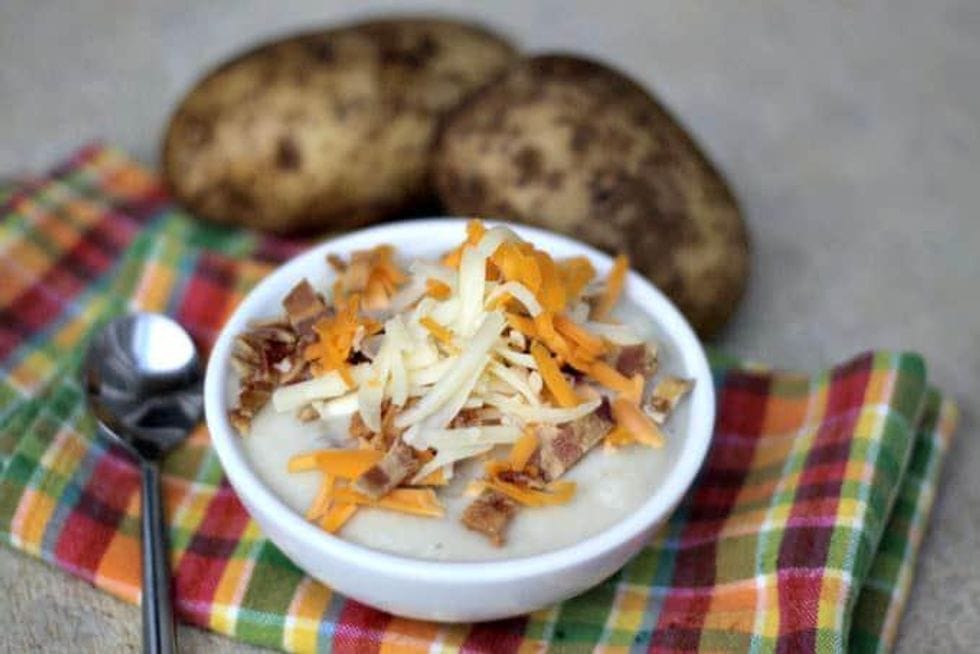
83 313 203 654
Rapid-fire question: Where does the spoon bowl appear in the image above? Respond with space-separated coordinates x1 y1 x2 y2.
84 312 202 459
83 312 203 654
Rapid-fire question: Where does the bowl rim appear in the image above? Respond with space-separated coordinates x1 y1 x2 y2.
205 218 715 583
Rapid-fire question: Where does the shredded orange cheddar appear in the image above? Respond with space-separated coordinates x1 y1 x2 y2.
442 219 487 268
588 360 635 394
419 316 455 345
554 314 606 357
505 312 538 339
304 293 365 384
533 251 566 312
507 427 539 470
532 313 571 358
530 341 580 408
491 241 541 292
603 424 635 448
558 257 595 300
305 474 335 521
611 397 665 447
320 502 358 533
485 478 576 507
288 449 383 477
593 254 629 320
332 488 445 518
425 278 451 300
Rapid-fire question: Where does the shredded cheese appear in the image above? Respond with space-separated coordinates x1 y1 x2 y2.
332 487 445 518
593 254 629 320
530 341 580 408
237 220 693 544
507 427 539 470
288 449 383 476
611 397 665 447
419 316 455 346
425 278 452 300
483 478 576 507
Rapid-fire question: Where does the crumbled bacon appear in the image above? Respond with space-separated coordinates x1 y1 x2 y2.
349 411 373 444
449 408 485 428
606 343 658 379
327 253 347 273
461 489 519 546
228 379 275 435
354 440 422 500
647 376 694 424
283 279 332 340
296 404 320 422
348 401 405 450
458 393 612 547
331 246 406 311
533 398 614 481
229 319 300 435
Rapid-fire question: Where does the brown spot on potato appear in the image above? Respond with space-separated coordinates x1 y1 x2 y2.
512 146 543 185
276 137 302 171
569 124 596 152
180 115 213 148
307 40 335 63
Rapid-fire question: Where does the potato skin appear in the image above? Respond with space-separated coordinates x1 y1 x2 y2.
162 18 517 234
433 55 749 338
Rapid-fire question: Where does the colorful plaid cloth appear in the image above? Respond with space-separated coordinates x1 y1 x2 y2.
0 145 959 653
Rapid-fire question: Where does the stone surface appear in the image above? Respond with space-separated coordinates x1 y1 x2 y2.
1 1 977 652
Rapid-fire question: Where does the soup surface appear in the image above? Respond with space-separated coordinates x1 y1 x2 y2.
237 302 687 561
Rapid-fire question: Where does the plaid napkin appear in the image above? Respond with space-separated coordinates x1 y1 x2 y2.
0 145 958 653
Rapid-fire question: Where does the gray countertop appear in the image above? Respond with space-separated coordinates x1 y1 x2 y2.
1 1 977 651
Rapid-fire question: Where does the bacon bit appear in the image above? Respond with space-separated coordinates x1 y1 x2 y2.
354 440 421 499
425 278 452 300
507 427 539 470
588 360 636 395
327 253 347 273
304 294 365 385
530 341 580 408
305 474 336 520
461 489 519 546
332 245 406 310
558 257 595 300
534 405 614 480
554 314 606 357
442 219 486 268
320 502 358 533
648 376 695 424
592 254 629 321
288 449 384 476
332 487 445 518
483 478 576 507
297 404 320 422
419 316 455 346
611 396 666 447
282 281 329 337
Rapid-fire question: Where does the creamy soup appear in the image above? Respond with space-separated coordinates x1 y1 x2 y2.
235 302 687 561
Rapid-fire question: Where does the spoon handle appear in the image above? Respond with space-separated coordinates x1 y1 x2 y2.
141 460 177 654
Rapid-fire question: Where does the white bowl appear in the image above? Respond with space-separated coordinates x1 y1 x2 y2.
205 218 715 622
